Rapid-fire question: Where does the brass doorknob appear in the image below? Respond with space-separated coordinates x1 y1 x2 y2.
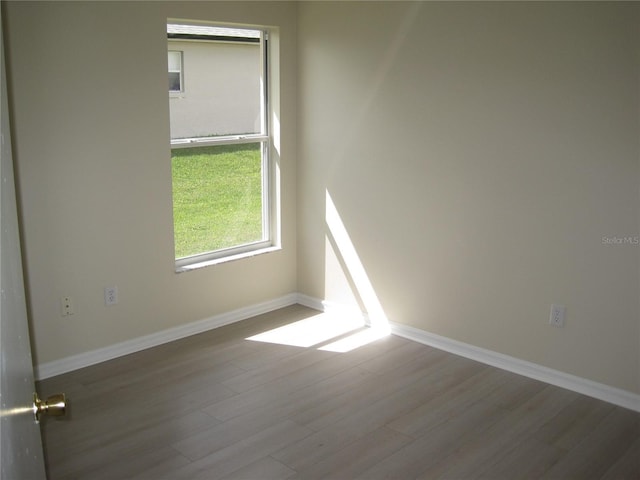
33 392 66 422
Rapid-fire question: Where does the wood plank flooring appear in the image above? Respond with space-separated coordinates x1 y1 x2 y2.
37 305 640 479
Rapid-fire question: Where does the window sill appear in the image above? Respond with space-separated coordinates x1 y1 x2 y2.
175 245 281 273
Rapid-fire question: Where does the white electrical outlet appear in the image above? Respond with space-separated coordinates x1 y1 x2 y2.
61 296 74 316
104 286 118 306
549 304 565 327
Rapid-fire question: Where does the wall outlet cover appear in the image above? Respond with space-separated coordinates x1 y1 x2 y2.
549 304 565 327
104 286 118 306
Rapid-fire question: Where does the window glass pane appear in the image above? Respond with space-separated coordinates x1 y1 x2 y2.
168 51 182 71
168 23 270 264
171 143 264 259
168 35 262 140
169 72 181 92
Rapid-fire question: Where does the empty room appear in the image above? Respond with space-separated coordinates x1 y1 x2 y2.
1 1 638 479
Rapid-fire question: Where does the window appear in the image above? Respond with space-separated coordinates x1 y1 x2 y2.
168 22 275 270
168 51 183 92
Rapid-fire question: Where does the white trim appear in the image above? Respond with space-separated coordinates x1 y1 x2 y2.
295 293 324 311
295 293 363 318
297 295 640 413
390 321 640 413
35 292 640 413
35 294 297 380
170 134 269 149
176 245 280 272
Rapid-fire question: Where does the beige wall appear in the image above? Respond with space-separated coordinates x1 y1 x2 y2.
297 2 640 393
169 40 261 138
4 1 297 365
4 0 639 396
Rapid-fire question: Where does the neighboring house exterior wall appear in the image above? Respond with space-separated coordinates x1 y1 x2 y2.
169 39 261 139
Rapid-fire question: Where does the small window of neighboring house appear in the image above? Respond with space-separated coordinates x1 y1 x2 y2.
168 51 183 92
167 22 277 270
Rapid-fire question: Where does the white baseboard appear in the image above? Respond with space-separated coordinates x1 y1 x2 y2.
296 293 367 321
35 293 298 380
298 294 640 413
35 292 640 413
390 321 640 413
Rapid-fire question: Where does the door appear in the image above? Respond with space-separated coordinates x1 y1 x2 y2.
0 6 47 479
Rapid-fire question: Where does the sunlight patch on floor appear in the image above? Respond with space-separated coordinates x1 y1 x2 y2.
319 326 390 353
246 312 364 348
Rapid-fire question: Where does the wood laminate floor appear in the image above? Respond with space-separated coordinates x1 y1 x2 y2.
38 305 640 479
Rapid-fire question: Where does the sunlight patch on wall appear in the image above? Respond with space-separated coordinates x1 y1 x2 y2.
324 235 362 311
325 191 390 331
247 192 391 353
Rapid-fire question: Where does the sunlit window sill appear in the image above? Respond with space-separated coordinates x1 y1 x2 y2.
175 246 281 273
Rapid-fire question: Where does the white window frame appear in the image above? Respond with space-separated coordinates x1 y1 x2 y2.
169 23 278 272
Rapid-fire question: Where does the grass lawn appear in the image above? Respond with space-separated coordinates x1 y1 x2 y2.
171 143 263 259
